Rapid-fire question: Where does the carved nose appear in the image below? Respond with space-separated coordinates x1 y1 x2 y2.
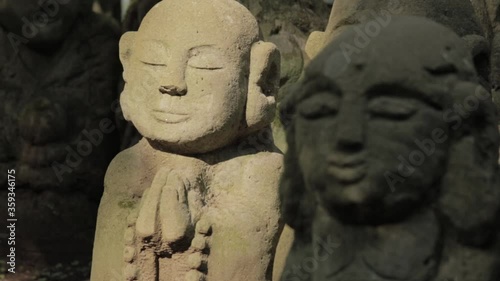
337 133 364 153
335 106 365 153
159 85 187 96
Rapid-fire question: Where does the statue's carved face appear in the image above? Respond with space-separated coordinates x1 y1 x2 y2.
289 17 475 222
121 0 260 154
295 71 450 221
0 0 80 47
283 17 498 243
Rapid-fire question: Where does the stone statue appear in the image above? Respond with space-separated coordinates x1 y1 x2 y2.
91 0 284 280
0 0 120 274
303 0 500 164
305 0 491 87
280 16 500 281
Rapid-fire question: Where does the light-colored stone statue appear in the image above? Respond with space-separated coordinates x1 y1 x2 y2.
280 16 500 281
91 0 285 280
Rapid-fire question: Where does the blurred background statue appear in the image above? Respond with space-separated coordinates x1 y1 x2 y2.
0 0 121 278
280 16 500 281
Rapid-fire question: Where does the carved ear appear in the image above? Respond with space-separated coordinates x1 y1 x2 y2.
119 32 136 70
119 32 136 121
246 41 280 133
439 82 500 246
305 31 326 60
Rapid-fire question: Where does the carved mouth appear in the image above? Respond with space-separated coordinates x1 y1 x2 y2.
327 154 367 184
151 110 189 124
328 165 367 184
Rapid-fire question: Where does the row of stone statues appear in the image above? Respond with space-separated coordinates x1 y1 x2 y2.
0 0 324 279
0 0 498 280
89 0 500 281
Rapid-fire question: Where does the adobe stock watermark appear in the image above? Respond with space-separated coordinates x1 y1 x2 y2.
7 0 73 52
385 86 492 191
51 100 124 182
281 235 341 281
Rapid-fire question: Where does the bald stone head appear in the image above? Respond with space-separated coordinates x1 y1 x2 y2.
119 0 280 154
138 0 259 55
305 0 491 85
281 16 499 225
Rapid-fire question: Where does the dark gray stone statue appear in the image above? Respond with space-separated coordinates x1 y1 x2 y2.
307 0 491 88
0 0 121 274
280 16 500 281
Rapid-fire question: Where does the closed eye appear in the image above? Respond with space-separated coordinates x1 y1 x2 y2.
368 96 417 120
136 41 168 67
298 92 340 119
190 65 223 70
141 61 166 67
188 51 224 70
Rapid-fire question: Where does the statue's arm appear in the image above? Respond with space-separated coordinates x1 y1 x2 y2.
242 152 285 281
90 152 137 281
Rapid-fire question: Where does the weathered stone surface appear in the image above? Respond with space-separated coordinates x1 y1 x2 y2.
242 0 328 102
91 1 285 280
123 0 329 102
280 16 500 281
306 0 491 87
0 0 121 274
121 2 329 278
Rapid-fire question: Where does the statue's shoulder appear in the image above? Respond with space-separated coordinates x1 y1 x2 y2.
103 142 146 196
240 150 284 189
245 150 283 172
